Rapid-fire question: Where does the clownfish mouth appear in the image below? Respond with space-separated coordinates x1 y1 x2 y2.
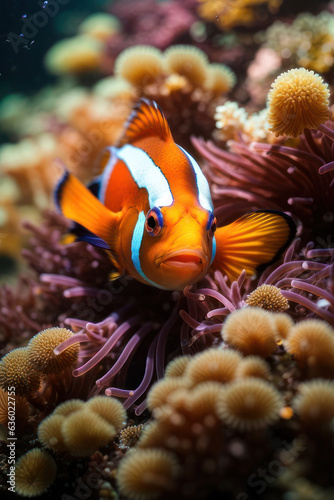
157 249 206 271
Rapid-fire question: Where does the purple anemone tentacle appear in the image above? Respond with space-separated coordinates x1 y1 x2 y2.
291 280 334 307
54 333 90 354
72 315 142 376
281 290 334 324
123 336 158 414
96 323 153 386
155 298 181 379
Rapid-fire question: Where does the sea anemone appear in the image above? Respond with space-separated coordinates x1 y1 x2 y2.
27 327 79 375
164 355 190 378
245 284 289 312
286 319 334 377
62 408 117 457
163 45 209 87
37 414 66 452
0 348 41 396
114 45 164 87
235 356 271 380
44 36 104 75
85 395 127 431
293 379 334 425
267 68 330 137
216 378 282 431
184 348 242 386
272 313 294 340
15 448 57 497
221 307 278 358
117 448 179 500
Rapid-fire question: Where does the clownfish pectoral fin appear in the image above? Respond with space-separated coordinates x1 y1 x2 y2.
212 210 296 282
55 169 121 254
117 98 173 146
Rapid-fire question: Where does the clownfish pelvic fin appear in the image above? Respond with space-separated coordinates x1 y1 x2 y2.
55 169 122 255
212 210 296 282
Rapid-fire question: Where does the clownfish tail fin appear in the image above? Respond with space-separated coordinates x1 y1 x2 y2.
212 210 296 282
55 168 121 253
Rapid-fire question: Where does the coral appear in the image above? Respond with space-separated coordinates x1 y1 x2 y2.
214 102 276 143
293 379 334 425
267 68 330 137
263 12 334 73
197 0 282 30
0 348 41 396
27 327 79 374
272 312 294 340
62 408 117 457
216 377 282 431
0 388 29 433
117 448 180 500
1 8 334 498
52 399 85 416
37 396 127 456
235 356 271 380
164 355 191 378
164 45 209 87
85 395 127 431
147 378 189 412
15 448 57 497
221 307 278 357
245 284 289 311
78 13 121 42
183 348 242 386
37 414 66 452
44 36 104 75
108 0 197 55
286 319 334 377
205 63 237 96
246 47 282 107
119 424 145 449
114 46 165 87
214 101 248 142
112 44 236 149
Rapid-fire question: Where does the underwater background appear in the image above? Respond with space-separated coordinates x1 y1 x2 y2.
0 0 334 499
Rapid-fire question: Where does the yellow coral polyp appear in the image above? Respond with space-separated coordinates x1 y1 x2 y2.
197 0 282 30
267 67 330 137
163 45 209 87
78 13 120 41
45 36 103 75
114 45 164 87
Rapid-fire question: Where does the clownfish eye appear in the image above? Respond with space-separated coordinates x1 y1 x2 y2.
207 212 217 235
145 207 163 236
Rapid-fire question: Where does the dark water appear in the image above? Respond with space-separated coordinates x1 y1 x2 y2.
0 0 109 101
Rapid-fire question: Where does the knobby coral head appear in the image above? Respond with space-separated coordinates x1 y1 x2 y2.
267 67 330 137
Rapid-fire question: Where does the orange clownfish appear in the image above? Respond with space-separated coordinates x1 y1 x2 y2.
55 99 296 291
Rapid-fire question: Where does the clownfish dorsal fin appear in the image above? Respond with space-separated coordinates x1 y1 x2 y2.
118 98 173 146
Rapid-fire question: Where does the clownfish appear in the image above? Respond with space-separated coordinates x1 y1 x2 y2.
55 99 296 291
